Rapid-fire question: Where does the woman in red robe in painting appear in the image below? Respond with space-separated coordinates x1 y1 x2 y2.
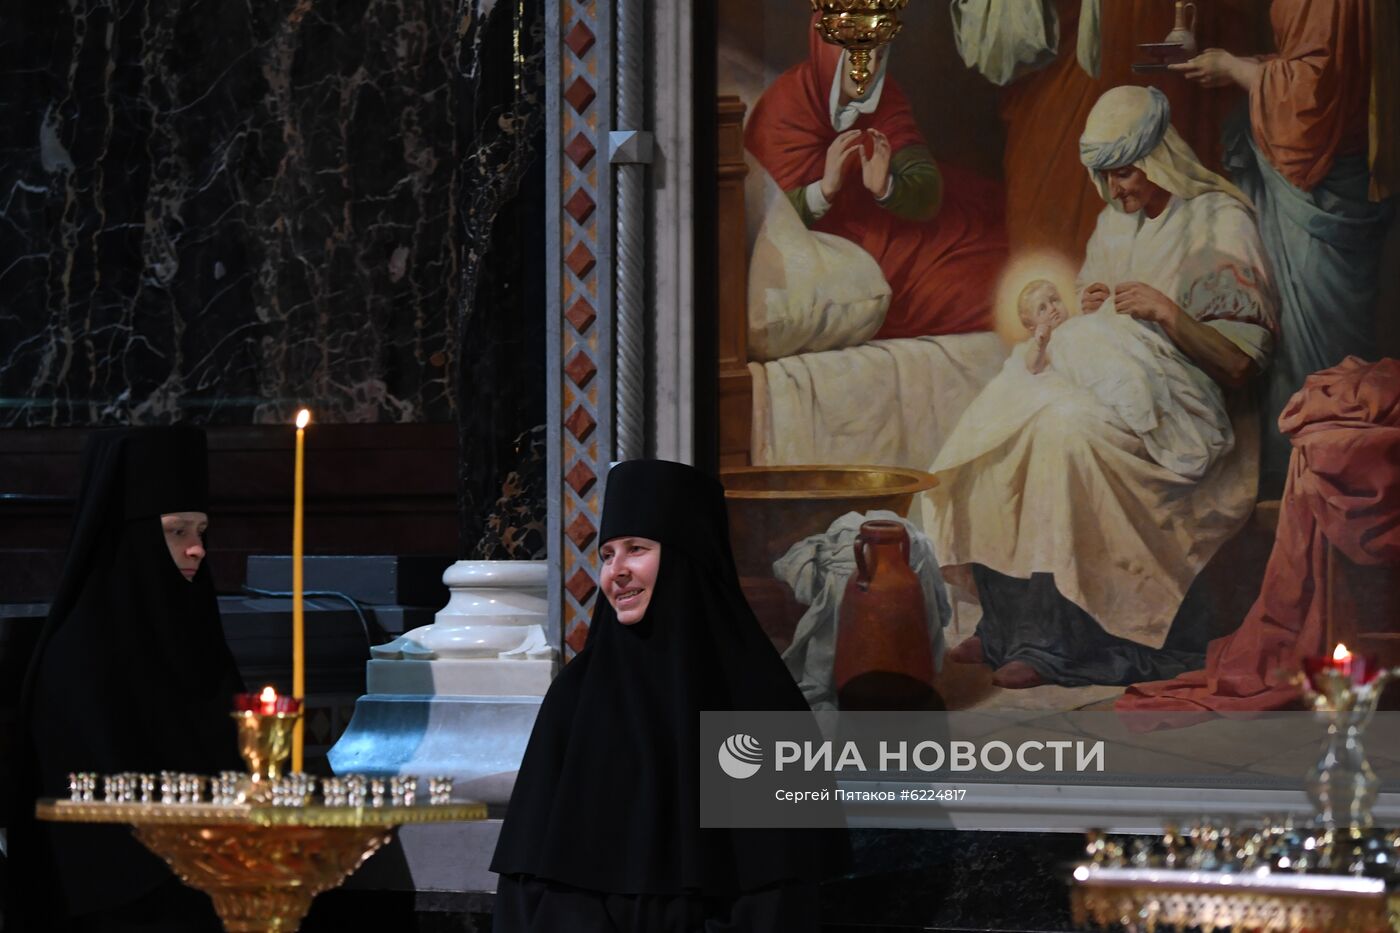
1115 1 1400 722
744 23 1007 339
1169 0 1397 491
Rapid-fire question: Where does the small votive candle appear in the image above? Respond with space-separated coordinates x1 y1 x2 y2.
390 776 416 807
322 777 347 807
1303 643 1383 691
428 776 454 806
345 774 368 808
275 773 313 807
178 774 203 805
234 687 303 716
210 772 234 805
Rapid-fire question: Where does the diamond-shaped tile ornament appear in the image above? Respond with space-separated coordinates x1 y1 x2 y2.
566 569 597 604
565 460 597 495
565 133 596 168
566 513 597 550
565 187 596 224
565 298 596 334
564 20 596 57
564 406 596 441
564 77 596 114
565 351 597 388
307 706 333 744
565 242 596 278
565 621 591 655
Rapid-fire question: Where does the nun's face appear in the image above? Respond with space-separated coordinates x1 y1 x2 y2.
161 511 209 581
599 536 661 625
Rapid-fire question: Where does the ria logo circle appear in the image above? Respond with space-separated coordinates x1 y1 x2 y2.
717 733 763 779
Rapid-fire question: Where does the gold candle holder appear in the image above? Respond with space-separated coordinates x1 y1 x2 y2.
33 689 484 932
810 0 908 97
36 799 487 933
232 710 301 801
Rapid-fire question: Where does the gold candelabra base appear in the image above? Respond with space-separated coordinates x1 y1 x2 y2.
1071 866 1398 933
36 799 486 933
133 823 391 933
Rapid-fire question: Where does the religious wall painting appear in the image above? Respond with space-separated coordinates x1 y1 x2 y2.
714 0 1400 717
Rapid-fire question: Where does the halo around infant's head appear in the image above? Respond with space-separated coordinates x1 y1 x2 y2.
992 250 1081 344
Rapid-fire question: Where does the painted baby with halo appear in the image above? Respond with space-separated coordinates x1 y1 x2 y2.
1015 276 1233 480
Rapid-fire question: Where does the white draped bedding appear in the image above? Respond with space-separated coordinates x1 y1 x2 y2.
744 156 1009 472
748 332 1007 470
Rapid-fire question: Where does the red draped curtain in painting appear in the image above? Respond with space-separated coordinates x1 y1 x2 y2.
1119 358 1400 724
1000 0 1262 261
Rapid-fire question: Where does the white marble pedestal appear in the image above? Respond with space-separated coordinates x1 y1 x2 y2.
328 560 557 893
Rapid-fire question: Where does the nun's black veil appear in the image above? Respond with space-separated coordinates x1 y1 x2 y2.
491 459 847 896
5 426 243 927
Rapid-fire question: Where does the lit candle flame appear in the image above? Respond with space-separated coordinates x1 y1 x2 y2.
1334 643 1351 662
260 685 277 704
295 409 311 429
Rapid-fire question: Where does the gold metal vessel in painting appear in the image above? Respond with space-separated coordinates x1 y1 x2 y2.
809 0 910 97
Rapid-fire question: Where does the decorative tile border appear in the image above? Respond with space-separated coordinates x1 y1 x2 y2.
548 0 612 658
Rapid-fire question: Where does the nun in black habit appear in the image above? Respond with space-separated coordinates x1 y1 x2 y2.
491 459 849 932
5 426 243 932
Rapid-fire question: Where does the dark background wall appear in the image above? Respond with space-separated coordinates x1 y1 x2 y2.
0 0 466 426
0 0 547 603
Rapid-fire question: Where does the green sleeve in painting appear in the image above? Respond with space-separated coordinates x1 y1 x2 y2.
786 185 819 228
881 144 942 222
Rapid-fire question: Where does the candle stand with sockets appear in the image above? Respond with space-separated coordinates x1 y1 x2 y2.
36 690 485 933
1072 648 1400 932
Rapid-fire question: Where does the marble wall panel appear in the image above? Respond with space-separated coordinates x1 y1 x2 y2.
0 0 541 431
0 0 546 557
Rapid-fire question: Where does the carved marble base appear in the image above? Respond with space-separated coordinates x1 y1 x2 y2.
370 560 555 663
330 558 554 852
328 696 541 808
365 658 554 696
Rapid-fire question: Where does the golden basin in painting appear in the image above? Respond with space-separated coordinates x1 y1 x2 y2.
720 465 938 578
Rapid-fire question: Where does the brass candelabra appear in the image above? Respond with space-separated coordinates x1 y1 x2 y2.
1296 651 1400 832
810 0 908 97
1072 648 1400 931
37 700 483 932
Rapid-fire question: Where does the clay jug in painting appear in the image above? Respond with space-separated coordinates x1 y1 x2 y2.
833 520 941 710
1164 1 1198 55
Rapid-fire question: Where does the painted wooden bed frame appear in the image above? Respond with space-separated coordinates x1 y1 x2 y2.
716 95 755 467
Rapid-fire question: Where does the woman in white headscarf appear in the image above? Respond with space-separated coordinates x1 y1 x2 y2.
923 86 1278 691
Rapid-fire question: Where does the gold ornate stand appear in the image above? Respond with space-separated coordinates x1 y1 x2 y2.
36 798 487 933
1071 866 1400 933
